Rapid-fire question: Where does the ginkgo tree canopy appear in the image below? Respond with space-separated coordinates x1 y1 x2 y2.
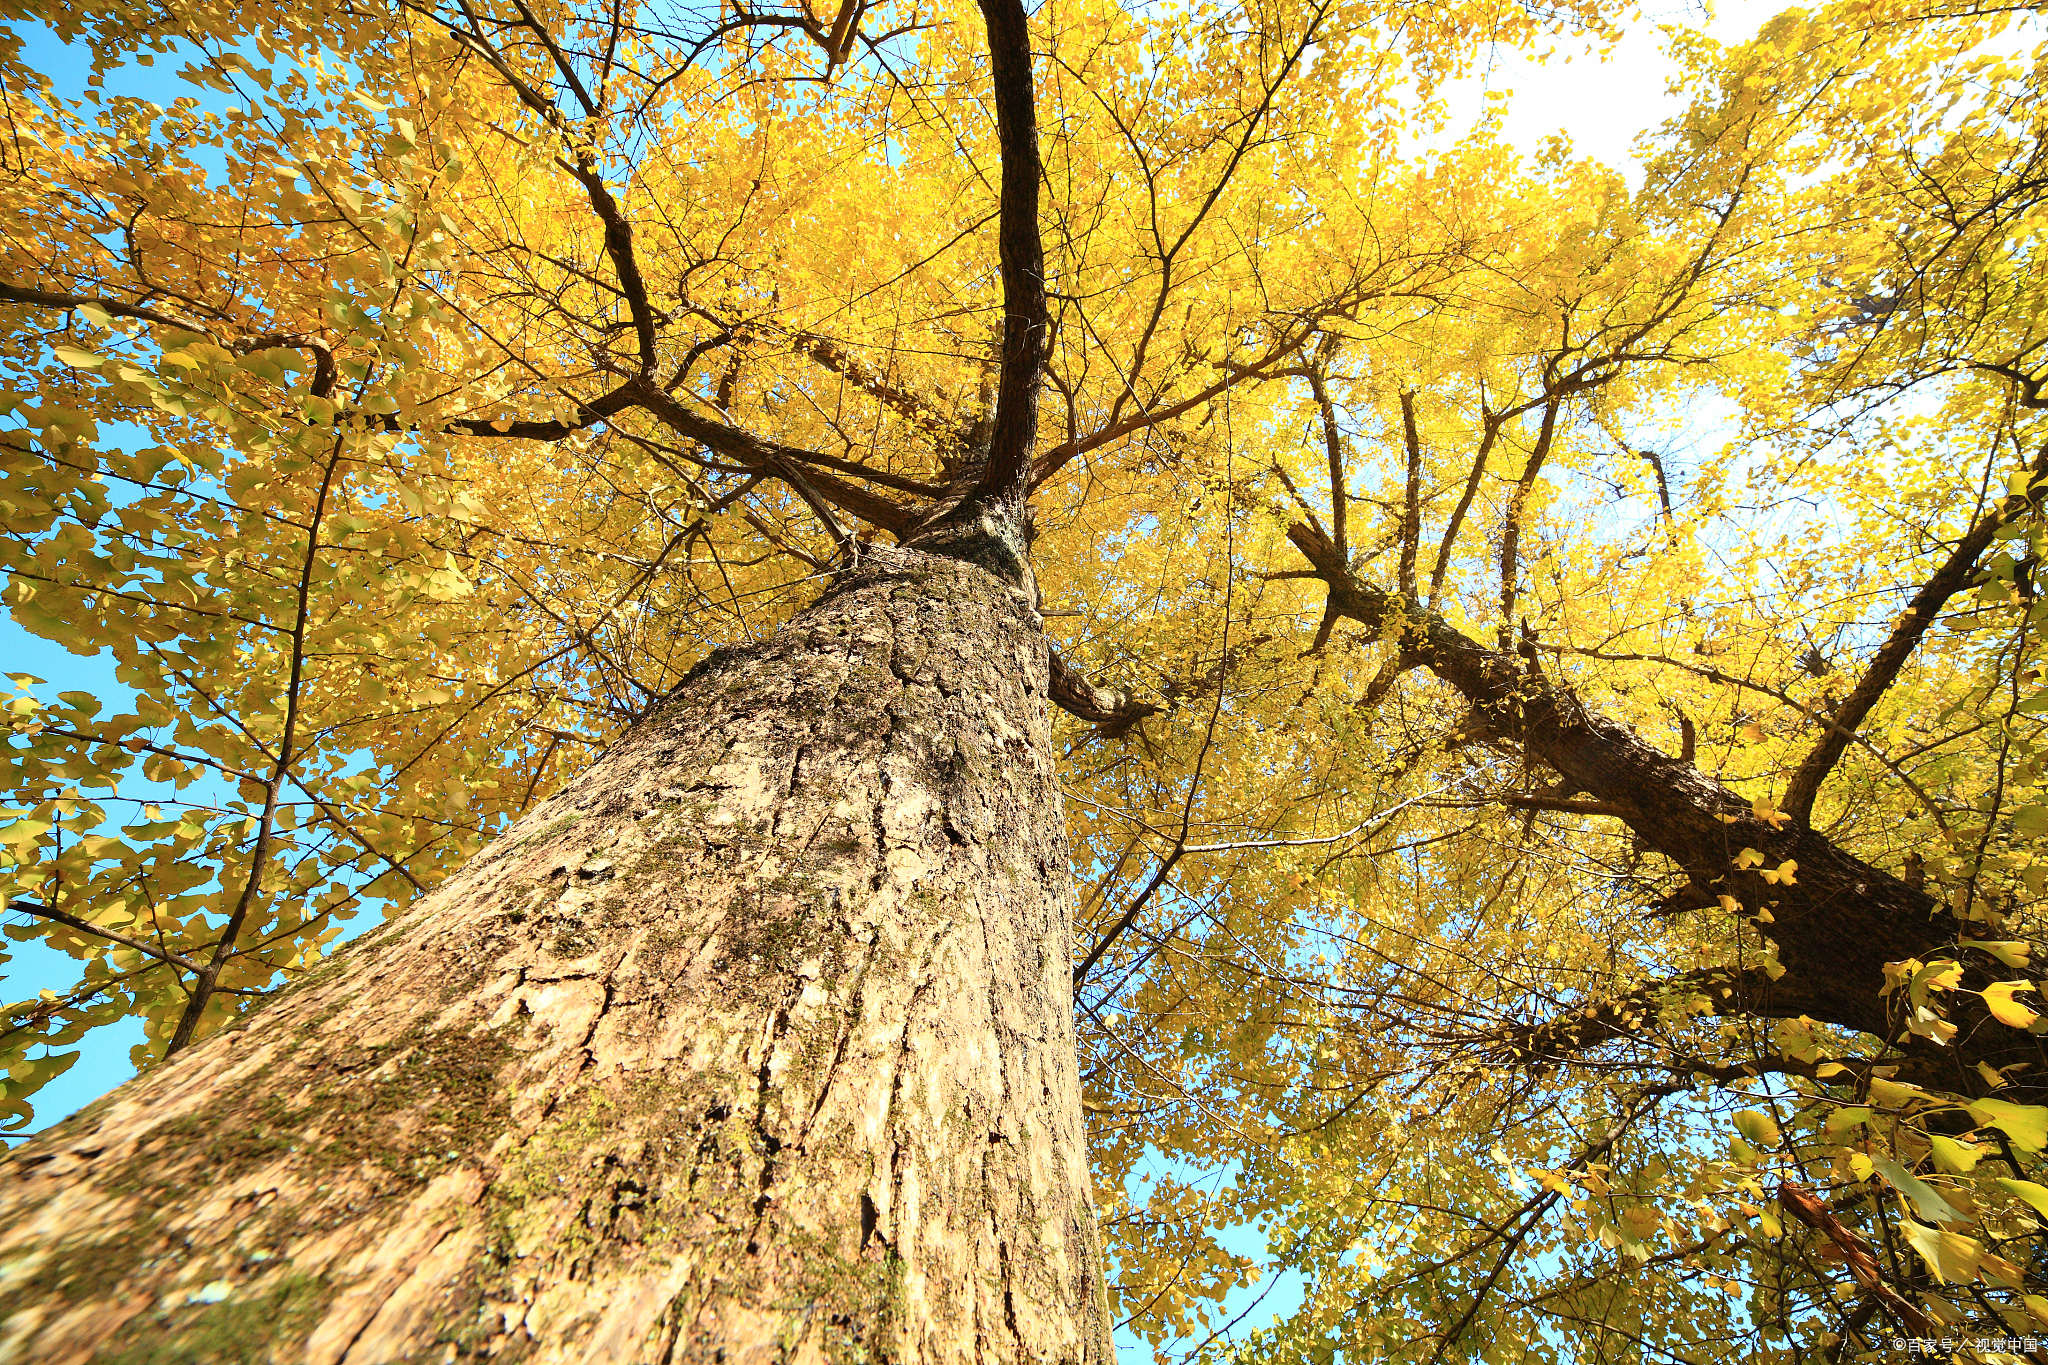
2 0 2047 1357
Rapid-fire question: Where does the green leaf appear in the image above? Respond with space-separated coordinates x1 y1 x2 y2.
1996 1178 2048 1219
1868 1077 1927 1108
50 346 105 370
0 819 53 849
1824 1106 1873 1135
1733 1109 1780 1149
0 1049 79 1128
1869 1156 1967 1225
1966 1098 2048 1152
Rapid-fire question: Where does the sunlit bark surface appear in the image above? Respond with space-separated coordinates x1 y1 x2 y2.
0 545 1110 1365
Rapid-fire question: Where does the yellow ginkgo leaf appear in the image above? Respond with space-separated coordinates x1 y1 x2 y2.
1898 1219 1983 1285
1960 939 2032 968
1983 980 2040 1029
1968 1099 2048 1152
1917 960 1964 992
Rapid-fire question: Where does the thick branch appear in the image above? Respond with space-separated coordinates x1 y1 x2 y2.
1778 1182 1935 1337
0 283 205 333
1286 518 1957 1046
235 333 335 398
2 284 337 398
1048 647 1158 733
1306 366 1349 563
1499 397 1561 636
1397 390 1422 596
969 0 1048 509
1500 793 1634 818
1486 967 1764 1070
627 378 919 536
1429 411 1502 608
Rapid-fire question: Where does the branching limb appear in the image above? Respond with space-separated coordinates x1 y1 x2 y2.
1283 517 1967 1058
1427 1087 1676 1362
789 331 956 461
1048 647 1158 734
1972 360 2048 410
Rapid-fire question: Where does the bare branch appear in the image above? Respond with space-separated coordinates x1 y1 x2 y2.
168 436 346 1055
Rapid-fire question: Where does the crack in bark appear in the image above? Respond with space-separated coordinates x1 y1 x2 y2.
796 934 885 1143
881 933 945 1251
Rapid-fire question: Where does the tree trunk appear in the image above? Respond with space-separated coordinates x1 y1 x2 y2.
0 545 1112 1365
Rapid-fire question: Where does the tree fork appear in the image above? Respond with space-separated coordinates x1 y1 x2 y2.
1287 520 2046 1099
0 545 1112 1365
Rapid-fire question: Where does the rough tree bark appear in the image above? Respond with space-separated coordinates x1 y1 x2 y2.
0 545 1113 1364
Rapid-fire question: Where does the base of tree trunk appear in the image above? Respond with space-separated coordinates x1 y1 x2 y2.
0 546 1112 1365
